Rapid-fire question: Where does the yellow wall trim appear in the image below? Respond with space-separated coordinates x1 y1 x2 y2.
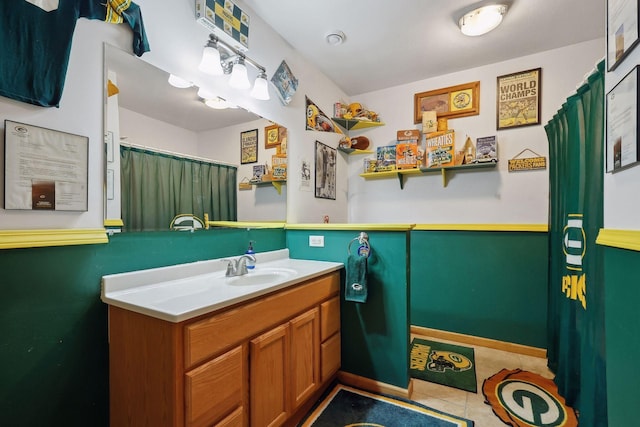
337 371 412 400
411 326 547 359
104 219 124 227
596 228 640 252
413 223 548 232
0 229 109 250
206 221 285 229
285 223 415 231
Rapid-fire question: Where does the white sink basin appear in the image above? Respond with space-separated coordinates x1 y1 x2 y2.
226 267 297 286
101 249 344 322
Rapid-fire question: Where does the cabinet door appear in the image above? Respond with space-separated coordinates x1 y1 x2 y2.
185 345 246 427
290 307 320 409
321 332 341 382
250 324 289 427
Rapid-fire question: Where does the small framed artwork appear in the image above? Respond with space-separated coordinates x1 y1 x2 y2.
314 141 336 200
606 65 639 172
240 129 258 164
413 81 480 124
496 68 542 130
265 124 280 149
607 0 639 71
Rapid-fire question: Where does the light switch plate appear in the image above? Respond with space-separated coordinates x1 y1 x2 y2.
309 235 325 247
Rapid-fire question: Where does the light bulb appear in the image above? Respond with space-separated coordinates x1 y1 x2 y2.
198 46 223 75
197 86 216 99
228 59 250 90
250 73 270 100
168 74 192 88
204 97 230 109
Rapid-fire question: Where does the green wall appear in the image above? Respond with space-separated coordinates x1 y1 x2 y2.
0 228 285 427
410 230 548 348
287 229 410 389
1 226 553 426
604 245 640 426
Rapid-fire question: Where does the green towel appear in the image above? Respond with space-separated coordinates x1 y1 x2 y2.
345 254 368 303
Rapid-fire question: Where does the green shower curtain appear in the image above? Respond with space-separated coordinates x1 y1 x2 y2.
544 60 606 426
120 145 237 232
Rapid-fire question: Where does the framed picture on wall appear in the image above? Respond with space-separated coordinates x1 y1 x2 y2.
4 120 89 211
496 68 542 130
606 65 639 172
314 141 336 200
265 124 280 149
241 129 258 164
413 81 479 124
607 0 640 71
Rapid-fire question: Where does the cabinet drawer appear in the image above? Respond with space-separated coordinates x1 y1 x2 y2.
320 296 340 341
214 406 244 427
185 272 339 368
321 332 341 382
185 345 245 427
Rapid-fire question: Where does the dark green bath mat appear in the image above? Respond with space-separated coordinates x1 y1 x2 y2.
410 338 477 393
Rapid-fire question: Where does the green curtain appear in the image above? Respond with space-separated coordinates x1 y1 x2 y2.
120 146 237 232
544 60 606 426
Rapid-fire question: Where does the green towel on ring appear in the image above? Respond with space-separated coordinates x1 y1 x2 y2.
345 254 368 303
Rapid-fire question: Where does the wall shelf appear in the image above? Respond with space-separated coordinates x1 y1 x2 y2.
332 118 384 131
359 162 497 189
252 179 286 194
338 147 374 155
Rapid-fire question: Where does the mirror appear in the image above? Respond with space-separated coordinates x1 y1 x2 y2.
104 44 287 231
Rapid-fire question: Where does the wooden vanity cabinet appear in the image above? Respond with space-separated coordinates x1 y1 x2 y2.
108 270 340 427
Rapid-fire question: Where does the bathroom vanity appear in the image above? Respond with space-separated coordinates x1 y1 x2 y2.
101 250 343 427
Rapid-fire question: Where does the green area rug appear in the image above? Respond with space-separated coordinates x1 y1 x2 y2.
410 338 477 393
299 384 473 426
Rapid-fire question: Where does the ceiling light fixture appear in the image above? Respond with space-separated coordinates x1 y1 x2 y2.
325 30 346 46
168 74 192 88
204 97 231 109
459 4 508 36
198 34 270 100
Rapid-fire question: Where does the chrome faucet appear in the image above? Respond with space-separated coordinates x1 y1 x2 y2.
223 254 257 277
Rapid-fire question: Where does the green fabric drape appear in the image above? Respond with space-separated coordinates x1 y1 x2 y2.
544 60 606 426
120 146 237 232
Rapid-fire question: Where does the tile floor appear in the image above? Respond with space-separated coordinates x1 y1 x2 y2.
410 335 555 427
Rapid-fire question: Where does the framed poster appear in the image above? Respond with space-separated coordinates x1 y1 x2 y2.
265 124 280 149
4 120 88 211
413 81 479 124
240 129 258 164
314 141 336 200
497 68 542 130
607 0 640 71
606 65 640 172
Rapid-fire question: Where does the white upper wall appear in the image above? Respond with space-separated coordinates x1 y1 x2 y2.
2 2 628 230
347 39 604 225
604 37 640 230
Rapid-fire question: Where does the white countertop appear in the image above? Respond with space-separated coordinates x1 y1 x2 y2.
101 249 343 322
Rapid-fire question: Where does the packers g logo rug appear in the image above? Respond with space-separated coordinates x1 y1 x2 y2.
482 368 578 427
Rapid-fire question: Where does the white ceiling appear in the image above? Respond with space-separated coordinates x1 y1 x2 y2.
109 0 605 132
245 0 605 96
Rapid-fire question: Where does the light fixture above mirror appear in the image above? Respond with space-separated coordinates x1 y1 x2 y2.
198 34 269 100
